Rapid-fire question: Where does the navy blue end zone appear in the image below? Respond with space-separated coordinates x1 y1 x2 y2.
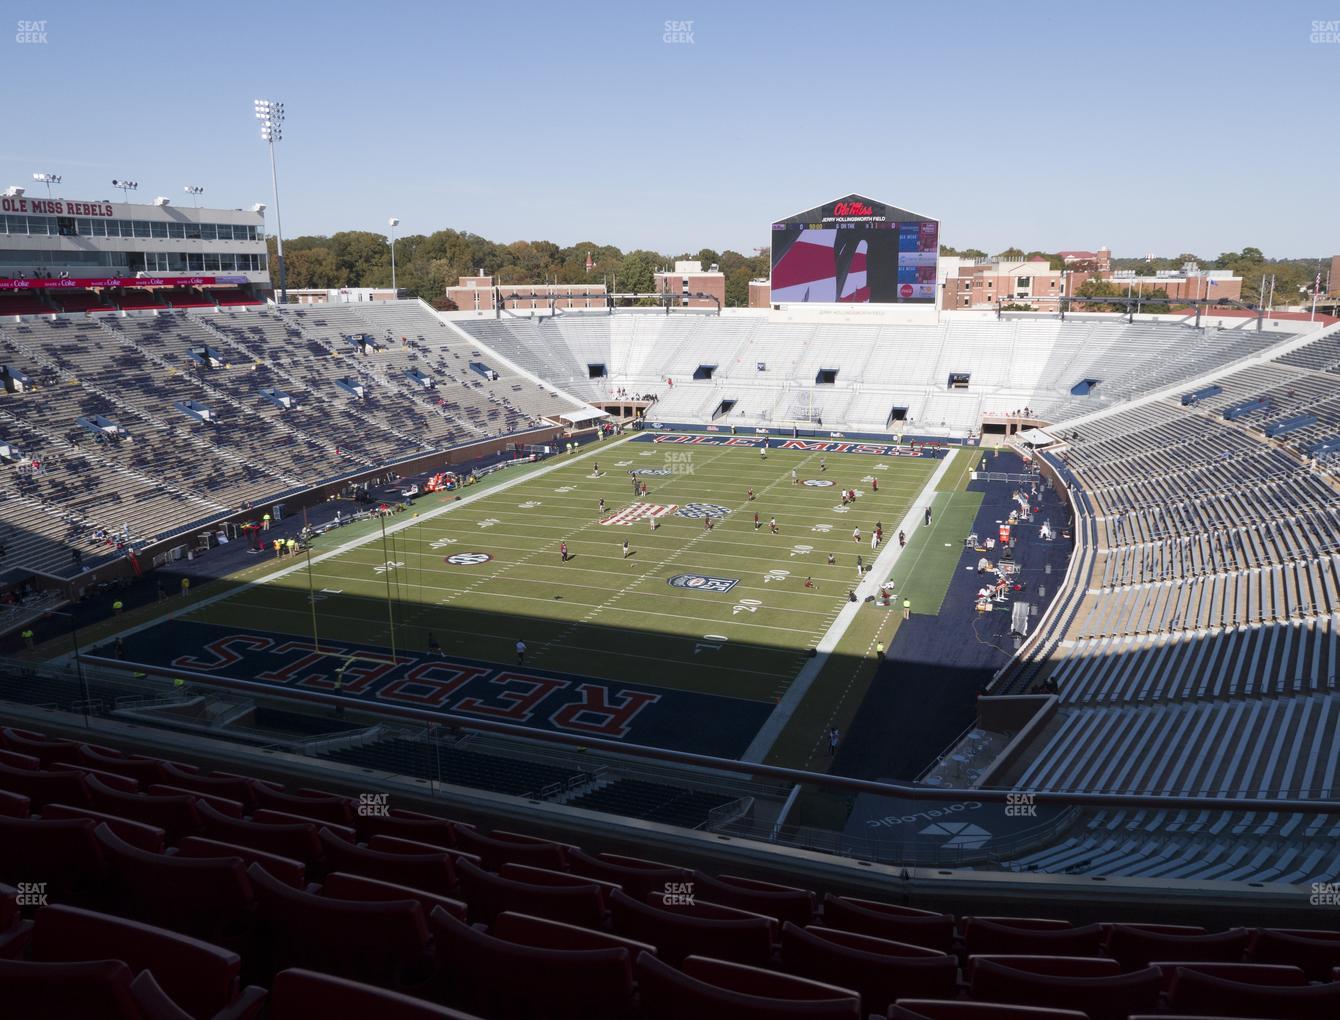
629 433 947 458
97 620 771 758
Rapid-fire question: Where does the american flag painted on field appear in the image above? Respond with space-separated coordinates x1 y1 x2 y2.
600 503 678 526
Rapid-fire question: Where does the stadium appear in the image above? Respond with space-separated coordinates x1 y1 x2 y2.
2 70 1340 1020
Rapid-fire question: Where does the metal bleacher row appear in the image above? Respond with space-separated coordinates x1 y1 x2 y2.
6 724 1340 1020
990 324 1340 882
452 312 1302 436
0 301 590 578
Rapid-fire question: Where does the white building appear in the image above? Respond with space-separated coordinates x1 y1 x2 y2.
0 187 269 290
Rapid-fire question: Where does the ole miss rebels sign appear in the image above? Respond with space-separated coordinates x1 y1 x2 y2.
1 196 115 217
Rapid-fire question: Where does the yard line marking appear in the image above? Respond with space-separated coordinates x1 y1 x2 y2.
740 447 964 763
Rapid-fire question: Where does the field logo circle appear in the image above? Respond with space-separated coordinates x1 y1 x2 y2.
445 552 492 566
676 503 731 519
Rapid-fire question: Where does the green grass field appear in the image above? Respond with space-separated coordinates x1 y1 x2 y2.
114 435 957 762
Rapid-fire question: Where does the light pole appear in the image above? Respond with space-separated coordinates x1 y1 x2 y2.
388 217 399 294
32 172 61 199
111 178 138 204
254 99 287 303
184 185 204 210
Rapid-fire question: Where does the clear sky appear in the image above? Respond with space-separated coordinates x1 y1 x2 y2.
3 0 1337 258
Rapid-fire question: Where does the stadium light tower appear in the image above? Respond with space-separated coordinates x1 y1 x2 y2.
388 217 399 293
183 184 204 210
111 179 138 203
32 172 61 199
254 99 288 303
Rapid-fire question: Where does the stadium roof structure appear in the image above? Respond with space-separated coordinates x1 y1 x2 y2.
772 193 938 225
556 407 607 425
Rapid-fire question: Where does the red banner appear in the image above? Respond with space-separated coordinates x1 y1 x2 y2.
0 276 229 291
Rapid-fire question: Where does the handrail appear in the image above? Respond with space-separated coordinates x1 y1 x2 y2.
52 654 1340 814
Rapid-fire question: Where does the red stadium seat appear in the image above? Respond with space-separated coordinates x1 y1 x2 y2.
889 1002 1090 1020
146 785 247 817
495 860 619 898
0 882 34 958
965 956 1121 978
317 827 459 895
268 968 482 1020
175 836 307 888
0 789 30 817
489 910 656 956
252 785 354 825
1151 961 1306 992
821 894 957 953
0 729 82 767
51 761 141 793
0 958 155 1020
354 808 460 847
0 761 92 809
636 951 861 1020
1246 928 1340 982
1167 968 1340 1019
74 746 173 785
252 808 356 842
0 748 41 769
692 872 817 926
29 904 266 1020
780 921 958 1013
451 824 570 870
94 824 255 947
609 887 774 967
456 856 606 927
41 803 167 852
196 802 323 866
1105 923 1251 970
0 815 106 904
429 903 636 1019
968 958 1162 1020
568 849 692 899
963 918 1106 958
318 871 467 922
85 776 204 843
157 765 262 812
246 862 432 990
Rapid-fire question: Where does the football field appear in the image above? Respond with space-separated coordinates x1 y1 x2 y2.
105 435 949 758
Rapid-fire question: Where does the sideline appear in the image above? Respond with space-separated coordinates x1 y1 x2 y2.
739 447 963 763
70 436 630 660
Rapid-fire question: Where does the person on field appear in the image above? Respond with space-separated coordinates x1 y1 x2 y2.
516 640 526 665
560 541 568 563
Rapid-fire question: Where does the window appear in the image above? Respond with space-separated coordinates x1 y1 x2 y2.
204 254 221 271
132 219 151 238
187 254 204 272
167 222 185 239
150 220 168 238
198 223 216 241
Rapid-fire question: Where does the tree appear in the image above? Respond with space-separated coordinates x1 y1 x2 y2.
726 266 752 308
615 252 655 295
286 247 344 289
1072 279 1127 313
997 247 1026 260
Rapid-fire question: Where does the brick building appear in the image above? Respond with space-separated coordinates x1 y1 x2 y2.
653 261 726 309
940 256 1064 311
445 274 607 312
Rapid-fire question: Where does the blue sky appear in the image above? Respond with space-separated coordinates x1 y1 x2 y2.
3 0 1336 257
